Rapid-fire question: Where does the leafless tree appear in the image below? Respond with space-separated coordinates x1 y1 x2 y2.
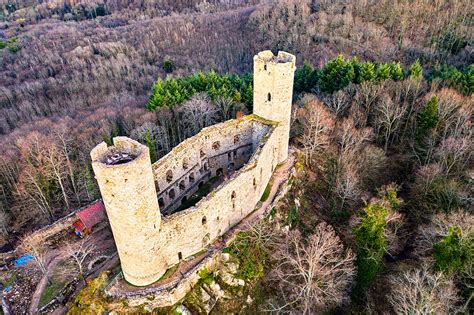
388 264 458 314
178 93 219 138
434 137 471 176
64 235 98 280
374 94 407 152
324 90 351 117
21 233 49 276
298 98 335 166
215 96 236 121
268 222 355 314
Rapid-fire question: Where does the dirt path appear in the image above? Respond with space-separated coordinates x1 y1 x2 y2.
28 250 65 314
28 227 115 314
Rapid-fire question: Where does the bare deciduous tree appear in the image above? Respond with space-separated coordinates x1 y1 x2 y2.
434 137 471 176
178 93 219 138
64 235 98 280
21 233 49 276
298 98 335 166
268 222 355 314
374 94 408 152
388 264 458 314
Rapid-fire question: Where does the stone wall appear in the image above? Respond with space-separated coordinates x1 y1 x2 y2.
91 138 165 287
152 118 269 215
253 50 296 164
155 117 278 270
90 50 296 287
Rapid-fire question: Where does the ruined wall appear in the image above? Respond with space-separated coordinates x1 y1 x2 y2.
154 117 278 270
253 50 296 163
91 50 296 287
91 138 166 286
152 118 268 215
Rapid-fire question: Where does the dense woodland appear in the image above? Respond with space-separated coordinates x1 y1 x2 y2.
0 0 472 313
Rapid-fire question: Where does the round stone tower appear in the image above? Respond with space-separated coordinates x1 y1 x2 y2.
90 137 166 286
253 50 296 163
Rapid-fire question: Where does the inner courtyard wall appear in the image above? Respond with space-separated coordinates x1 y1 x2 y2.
152 118 270 215
153 118 279 270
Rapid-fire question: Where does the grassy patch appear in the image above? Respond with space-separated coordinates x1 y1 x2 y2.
198 267 214 285
4 272 18 287
39 279 63 307
223 230 269 281
260 183 272 202
0 38 20 53
158 264 179 282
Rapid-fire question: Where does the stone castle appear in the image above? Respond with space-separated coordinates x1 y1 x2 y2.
90 51 296 287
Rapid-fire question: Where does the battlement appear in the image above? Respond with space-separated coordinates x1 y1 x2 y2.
255 50 295 64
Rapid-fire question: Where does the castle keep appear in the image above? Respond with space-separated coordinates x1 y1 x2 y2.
91 51 296 286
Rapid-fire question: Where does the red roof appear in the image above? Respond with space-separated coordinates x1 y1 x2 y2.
73 219 86 233
76 201 106 229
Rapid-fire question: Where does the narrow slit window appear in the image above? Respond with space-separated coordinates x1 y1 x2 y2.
267 93 271 102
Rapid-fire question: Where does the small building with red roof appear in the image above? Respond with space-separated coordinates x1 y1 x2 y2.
72 201 106 237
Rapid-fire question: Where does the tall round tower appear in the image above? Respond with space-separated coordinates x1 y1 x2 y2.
90 137 166 286
253 50 296 163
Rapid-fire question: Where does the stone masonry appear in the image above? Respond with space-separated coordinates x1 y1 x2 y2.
90 51 296 286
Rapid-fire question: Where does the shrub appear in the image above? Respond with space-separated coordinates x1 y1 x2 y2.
433 227 472 274
162 59 174 73
198 268 214 285
223 228 270 281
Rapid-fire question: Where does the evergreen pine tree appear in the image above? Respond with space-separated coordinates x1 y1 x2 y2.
360 62 375 82
389 62 404 81
409 59 423 80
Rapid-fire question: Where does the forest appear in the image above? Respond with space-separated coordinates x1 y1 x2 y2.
0 0 472 313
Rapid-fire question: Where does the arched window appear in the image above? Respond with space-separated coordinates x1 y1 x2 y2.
189 172 195 183
166 170 173 183
200 149 205 157
264 64 267 71
228 162 235 171
182 157 189 170
158 197 165 208
179 180 185 191
212 141 220 150
228 152 232 161
202 216 207 225
267 93 271 102
216 168 224 177
178 252 183 260
234 135 240 144
231 191 236 202
204 162 209 171
169 189 176 199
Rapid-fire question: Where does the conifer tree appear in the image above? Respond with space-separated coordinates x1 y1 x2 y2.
360 62 375 82
409 60 423 80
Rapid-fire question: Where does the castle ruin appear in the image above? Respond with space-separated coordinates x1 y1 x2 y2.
90 51 296 287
